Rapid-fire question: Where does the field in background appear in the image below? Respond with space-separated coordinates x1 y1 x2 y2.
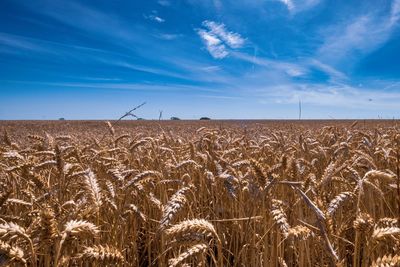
1 120 400 266
1 120 399 138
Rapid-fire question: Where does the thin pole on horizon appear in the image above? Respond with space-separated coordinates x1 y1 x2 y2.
298 99 302 120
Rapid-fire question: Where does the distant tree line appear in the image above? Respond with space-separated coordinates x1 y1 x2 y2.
170 117 211 120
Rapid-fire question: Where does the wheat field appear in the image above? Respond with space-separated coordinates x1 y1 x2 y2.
0 120 400 267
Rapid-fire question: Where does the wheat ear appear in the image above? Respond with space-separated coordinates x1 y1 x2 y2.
168 243 208 267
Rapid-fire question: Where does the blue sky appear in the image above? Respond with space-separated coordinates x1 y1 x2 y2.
0 0 400 119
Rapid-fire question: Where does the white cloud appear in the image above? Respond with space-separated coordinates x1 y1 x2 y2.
202 21 245 48
278 0 295 11
154 16 165 23
144 14 165 23
196 21 245 59
198 30 221 46
285 68 304 77
197 29 228 59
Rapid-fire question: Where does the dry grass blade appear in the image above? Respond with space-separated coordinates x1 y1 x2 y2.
293 187 326 221
292 187 338 262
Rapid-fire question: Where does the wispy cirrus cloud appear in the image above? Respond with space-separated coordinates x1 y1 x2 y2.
318 0 400 65
390 0 400 26
308 59 347 81
187 0 320 14
254 82 400 113
0 32 192 81
13 0 150 47
5 80 221 94
0 32 48 53
107 60 189 80
200 65 221 72
10 1 183 67
232 51 347 81
155 33 182 40
196 21 245 59
232 51 307 77
271 0 323 14
144 13 165 23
